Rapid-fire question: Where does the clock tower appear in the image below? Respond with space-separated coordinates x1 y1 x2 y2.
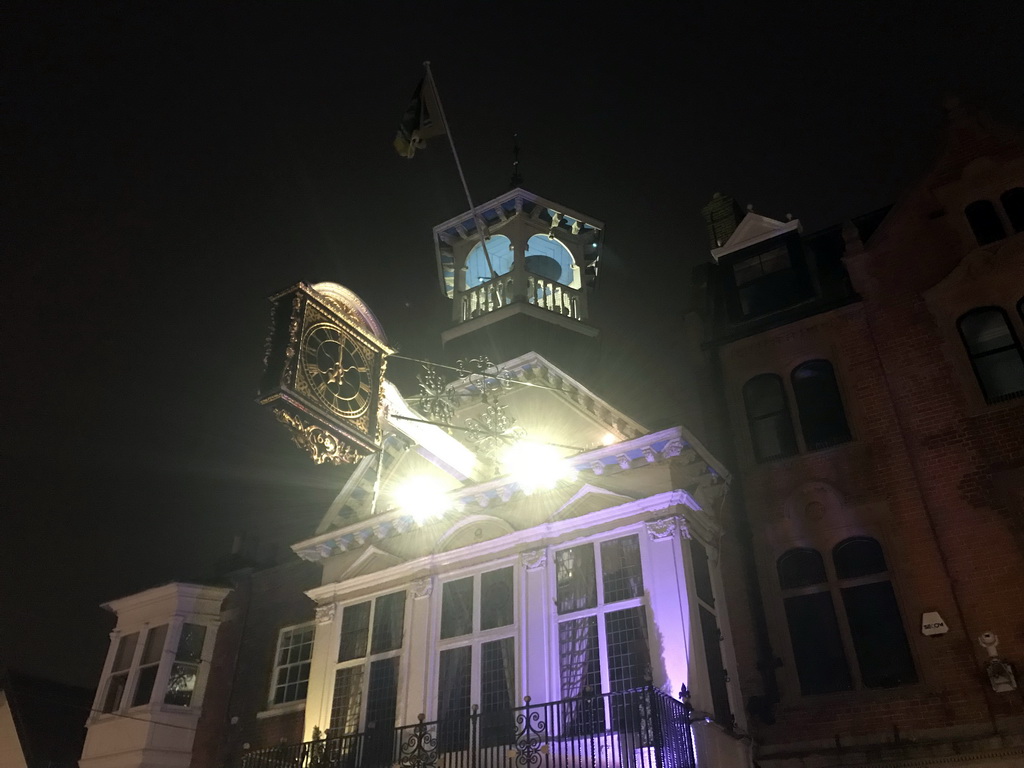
433 188 602 373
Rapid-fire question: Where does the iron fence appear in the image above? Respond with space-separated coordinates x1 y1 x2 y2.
241 687 694 768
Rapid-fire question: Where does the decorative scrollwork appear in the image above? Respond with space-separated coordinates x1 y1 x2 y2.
397 714 438 768
512 697 548 768
273 409 363 465
416 363 457 430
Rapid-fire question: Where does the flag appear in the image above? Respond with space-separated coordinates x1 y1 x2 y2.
394 76 444 158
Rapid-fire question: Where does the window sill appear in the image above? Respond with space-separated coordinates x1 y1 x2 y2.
257 700 306 719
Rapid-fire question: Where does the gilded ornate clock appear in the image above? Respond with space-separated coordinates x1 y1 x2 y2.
258 282 393 464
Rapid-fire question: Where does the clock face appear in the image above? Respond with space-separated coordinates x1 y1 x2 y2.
301 323 373 418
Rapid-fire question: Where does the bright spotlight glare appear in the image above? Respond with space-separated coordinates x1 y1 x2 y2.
600 432 618 446
392 476 450 522
502 442 575 494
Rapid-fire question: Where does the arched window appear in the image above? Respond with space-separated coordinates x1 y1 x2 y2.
776 547 851 695
957 308 1024 403
742 374 797 462
777 538 917 696
1001 187 1024 233
831 538 917 689
777 548 826 589
465 235 513 287
791 360 852 450
525 234 578 287
965 200 1006 245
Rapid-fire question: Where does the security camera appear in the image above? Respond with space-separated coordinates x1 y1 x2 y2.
979 632 999 657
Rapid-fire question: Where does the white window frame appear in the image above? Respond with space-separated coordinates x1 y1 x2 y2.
434 564 519 720
329 591 407 735
549 532 651 702
268 622 315 708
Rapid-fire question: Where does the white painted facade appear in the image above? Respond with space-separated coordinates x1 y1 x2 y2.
81 582 230 768
290 352 751 767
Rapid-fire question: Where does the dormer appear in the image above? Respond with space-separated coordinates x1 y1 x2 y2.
712 211 812 323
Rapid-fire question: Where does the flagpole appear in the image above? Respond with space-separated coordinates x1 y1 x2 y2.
423 61 499 283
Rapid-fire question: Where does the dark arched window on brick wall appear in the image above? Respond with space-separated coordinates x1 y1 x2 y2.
791 360 852 450
777 538 916 696
777 548 851 695
965 200 1006 244
832 538 917 689
957 307 1024 403
743 374 798 462
1001 187 1024 233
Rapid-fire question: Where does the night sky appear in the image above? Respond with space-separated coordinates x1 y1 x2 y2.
3 2 1022 688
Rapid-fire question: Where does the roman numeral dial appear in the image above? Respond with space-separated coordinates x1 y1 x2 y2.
301 323 372 418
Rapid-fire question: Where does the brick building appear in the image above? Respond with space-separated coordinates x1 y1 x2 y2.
687 107 1024 767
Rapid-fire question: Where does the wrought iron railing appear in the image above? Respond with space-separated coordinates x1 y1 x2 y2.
241 687 695 768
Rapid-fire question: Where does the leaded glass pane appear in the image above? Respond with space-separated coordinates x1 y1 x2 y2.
339 602 371 661
363 659 399 766
480 638 515 747
555 545 597 614
601 535 644 603
371 591 406 654
437 646 472 751
329 666 363 735
441 577 474 639
605 606 650 691
480 567 514 630
558 616 603 734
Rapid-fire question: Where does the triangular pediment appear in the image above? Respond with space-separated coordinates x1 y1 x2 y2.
549 483 637 522
338 545 404 580
712 212 801 261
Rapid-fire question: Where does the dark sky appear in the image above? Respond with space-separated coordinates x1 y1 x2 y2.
3 2 1022 687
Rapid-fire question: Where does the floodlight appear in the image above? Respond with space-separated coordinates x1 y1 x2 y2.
502 441 576 494
392 476 450 522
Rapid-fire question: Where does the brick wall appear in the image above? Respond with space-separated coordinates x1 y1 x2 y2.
190 558 321 768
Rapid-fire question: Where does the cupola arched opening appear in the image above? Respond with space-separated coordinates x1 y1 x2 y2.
465 235 513 287
525 234 579 288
